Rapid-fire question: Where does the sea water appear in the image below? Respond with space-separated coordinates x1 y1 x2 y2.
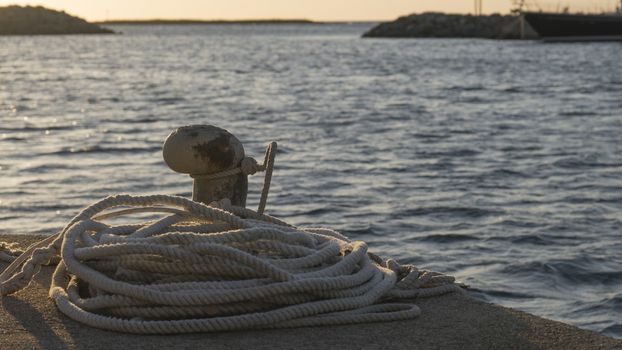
0 23 620 338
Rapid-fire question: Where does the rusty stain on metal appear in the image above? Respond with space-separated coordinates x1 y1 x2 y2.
191 134 235 169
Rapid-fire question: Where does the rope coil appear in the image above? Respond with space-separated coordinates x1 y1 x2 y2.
0 142 463 334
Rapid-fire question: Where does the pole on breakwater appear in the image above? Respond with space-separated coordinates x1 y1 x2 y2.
474 0 483 15
520 14 525 39
162 125 248 206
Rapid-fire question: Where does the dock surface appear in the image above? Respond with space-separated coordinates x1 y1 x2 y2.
1 234 620 350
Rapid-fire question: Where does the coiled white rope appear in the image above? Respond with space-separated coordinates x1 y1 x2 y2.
0 144 463 334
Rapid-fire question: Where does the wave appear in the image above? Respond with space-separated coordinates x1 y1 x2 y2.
415 233 480 243
147 96 187 105
491 219 542 228
0 136 27 141
415 148 481 159
469 287 535 300
6 203 80 213
501 259 622 285
446 85 485 91
570 294 622 315
296 207 341 216
553 157 622 170
602 324 622 338
0 125 76 132
392 206 502 220
19 163 75 172
121 117 160 124
483 168 532 179
45 145 162 155
559 110 600 117
487 234 554 246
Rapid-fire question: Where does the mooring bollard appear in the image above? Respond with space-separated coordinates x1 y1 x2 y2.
162 125 248 206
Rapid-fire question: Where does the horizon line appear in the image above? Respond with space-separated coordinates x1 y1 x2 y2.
93 11 517 24
94 18 383 24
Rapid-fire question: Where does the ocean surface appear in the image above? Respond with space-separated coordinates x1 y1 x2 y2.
0 23 621 338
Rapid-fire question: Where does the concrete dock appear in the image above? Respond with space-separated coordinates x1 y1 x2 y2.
1 234 620 350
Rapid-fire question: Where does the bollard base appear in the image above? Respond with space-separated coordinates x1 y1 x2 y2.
1 234 620 350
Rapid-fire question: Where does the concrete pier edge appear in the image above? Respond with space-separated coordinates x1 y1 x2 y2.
1 234 620 350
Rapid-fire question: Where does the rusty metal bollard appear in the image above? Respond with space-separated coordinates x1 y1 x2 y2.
162 125 248 206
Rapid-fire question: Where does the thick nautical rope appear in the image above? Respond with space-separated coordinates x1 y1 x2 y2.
0 195 463 334
0 142 463 334
0 242 24 263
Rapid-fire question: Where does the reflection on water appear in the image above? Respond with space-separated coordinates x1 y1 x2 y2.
0 24 621 338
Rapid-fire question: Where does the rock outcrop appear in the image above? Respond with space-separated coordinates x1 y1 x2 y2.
363 12 538 39
0 6 113 35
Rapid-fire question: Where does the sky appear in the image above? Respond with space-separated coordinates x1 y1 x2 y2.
1 0 620 21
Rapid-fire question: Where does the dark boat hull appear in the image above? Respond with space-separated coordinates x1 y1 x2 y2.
524 12 622 41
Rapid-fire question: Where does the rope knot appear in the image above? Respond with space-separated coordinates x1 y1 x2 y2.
240 157 260 175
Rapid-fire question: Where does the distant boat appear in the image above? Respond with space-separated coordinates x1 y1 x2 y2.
524 10 622 42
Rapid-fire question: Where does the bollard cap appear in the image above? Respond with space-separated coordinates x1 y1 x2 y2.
163 125 245 176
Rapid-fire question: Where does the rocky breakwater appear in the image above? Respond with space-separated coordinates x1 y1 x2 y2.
0 6 113 35
363 12 538 39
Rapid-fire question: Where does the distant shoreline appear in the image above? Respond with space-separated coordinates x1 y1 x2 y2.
0 5 113 35
363 12 538 39
96 19 379 26
97 19 322 25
